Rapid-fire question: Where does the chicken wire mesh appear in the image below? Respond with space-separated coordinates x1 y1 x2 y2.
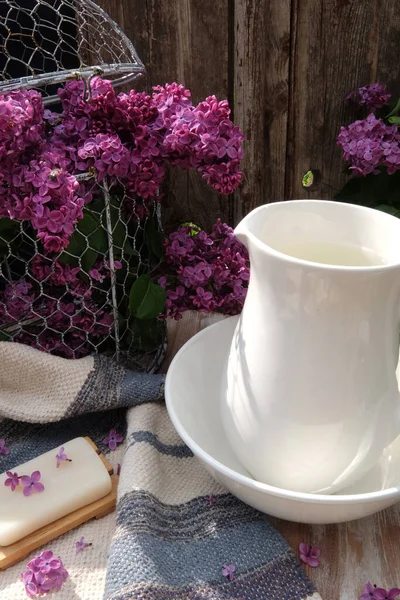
0 0 145 100
0 0 167 372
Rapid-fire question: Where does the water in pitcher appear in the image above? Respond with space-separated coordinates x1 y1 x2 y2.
277 241 387 267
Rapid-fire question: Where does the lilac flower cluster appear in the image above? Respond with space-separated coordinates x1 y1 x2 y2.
158 220 249 319
0 89 83 254
0 79 244 358
347 83 391 111
337 113 400 176
21 550 68 597
0 256 118 358
0 79 243 256
152 83 245 193
55 78 243 207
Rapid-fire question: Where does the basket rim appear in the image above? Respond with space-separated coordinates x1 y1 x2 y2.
0 0 146 97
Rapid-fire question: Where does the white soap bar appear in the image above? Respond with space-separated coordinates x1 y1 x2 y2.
0 437 112 546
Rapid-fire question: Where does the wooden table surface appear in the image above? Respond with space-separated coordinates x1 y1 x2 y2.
163 312 400 600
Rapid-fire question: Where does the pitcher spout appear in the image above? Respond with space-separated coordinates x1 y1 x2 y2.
233 224 249 249
234 204 271 251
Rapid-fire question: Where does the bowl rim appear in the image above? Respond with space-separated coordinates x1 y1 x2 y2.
165 316 400 506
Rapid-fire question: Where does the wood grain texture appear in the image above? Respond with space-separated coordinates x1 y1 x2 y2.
233 0 291 221
98 0 231 231
285 0 400 201
96 1 400 224
165 311 400 600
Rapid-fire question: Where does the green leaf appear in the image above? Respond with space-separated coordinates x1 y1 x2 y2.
388 116 400 125
335 171 400 208
63 212 107 258
129 274 149 313
81 248 99 272
77 212 108 253
0 218 18 233
60 211 108 272
123 240 139 257
375 204 400 217
129 274 166 320
387 98 400 118
0 219 19 243
145 216 164 260
180 222 201 236
302 170 314 188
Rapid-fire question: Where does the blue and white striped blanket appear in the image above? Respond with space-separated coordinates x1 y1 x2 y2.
0 342 321 600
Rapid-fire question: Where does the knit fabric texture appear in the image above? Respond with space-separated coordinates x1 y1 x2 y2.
0 341 321 600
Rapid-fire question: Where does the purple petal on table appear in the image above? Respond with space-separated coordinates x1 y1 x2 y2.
31 471 41 483
307 557 320 568
299 542 310 555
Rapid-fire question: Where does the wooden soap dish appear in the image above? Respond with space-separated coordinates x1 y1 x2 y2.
0 437 118 571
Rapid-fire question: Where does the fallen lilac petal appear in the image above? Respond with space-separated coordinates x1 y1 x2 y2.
222 564 236 581
374 588 400 600
103 428 124 451
4 471 19 491
56 447 72 468
0 439 9 455
299 542 321 567
21 471 45 496
75 536 93 553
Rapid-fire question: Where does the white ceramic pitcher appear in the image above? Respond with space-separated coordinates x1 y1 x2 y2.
221 200 400 494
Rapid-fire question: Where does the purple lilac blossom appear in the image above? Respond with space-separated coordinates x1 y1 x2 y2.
360 582 377 600
21 550 68 597
20 471 45 496
0 79 244 358
56 447 72 468
103 428 124 451
4 471 19 491
299 542 321 567
0 257 116 358
337 113 400 176
0 80 243 255
0 439 9 455
222 564 236 581
75 536 92 553
158 220 249 319
373 589 400 600
347 83 391 111
360 583 400 600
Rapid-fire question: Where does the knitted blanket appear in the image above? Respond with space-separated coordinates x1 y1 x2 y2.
0 341 321 600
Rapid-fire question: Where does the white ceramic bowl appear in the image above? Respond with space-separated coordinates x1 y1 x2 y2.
165 316 400 524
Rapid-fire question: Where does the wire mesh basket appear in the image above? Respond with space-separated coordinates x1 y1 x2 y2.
0 0 167 372
0 0 145 99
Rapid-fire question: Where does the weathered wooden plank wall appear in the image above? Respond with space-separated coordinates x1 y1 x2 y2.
99 0 400 229
286 0 400 200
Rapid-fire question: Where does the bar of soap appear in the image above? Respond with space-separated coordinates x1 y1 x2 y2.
0 437 112 546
